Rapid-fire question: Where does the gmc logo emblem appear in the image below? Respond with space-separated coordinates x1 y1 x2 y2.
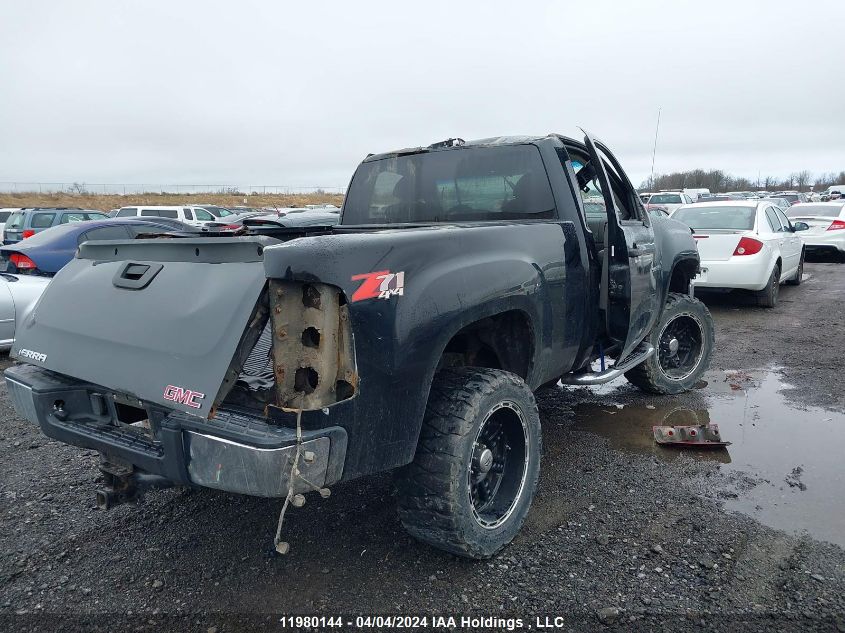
163 384 205 409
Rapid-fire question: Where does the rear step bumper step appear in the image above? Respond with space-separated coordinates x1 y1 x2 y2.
560 343 655 386
5 364 347 498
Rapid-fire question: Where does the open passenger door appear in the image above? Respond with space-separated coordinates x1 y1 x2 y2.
582 131 659 361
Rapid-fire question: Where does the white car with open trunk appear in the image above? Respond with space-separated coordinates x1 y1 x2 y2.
671 201 807 307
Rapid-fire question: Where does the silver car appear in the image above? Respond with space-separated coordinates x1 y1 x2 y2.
0 273 50 350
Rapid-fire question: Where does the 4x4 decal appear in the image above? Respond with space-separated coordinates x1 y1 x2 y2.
351 270 405 302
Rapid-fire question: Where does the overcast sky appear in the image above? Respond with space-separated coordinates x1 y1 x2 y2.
1 0 843 189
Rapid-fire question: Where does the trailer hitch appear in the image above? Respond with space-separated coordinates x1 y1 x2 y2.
95 462 174 510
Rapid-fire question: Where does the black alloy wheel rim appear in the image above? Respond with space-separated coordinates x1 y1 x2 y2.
468 401 529 529
657 313 704 381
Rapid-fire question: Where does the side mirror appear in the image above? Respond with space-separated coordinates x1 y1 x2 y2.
792 222 810 232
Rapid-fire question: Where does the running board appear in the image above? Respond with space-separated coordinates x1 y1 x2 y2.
559 344 655 386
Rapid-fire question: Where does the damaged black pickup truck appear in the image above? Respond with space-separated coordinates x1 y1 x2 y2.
6 132 714 558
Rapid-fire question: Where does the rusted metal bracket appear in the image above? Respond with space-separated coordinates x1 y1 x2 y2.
269 280 357 411
653 424 730 447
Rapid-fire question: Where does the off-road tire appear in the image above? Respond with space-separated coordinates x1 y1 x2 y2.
755 264 780 307
625 292 715 395
785 251 804 286
395 368 541 559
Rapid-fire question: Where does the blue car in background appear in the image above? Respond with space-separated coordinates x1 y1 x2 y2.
0 218 197 276
2 207 109 244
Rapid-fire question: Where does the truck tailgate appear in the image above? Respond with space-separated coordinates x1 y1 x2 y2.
10 237 275 418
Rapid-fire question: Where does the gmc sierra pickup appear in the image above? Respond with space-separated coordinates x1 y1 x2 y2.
6 132 714 558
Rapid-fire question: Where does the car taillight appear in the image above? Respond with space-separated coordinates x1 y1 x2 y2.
732 237 764 256
827 219 845 231
9 253 36 270
21 230 35 239
222 224 240 229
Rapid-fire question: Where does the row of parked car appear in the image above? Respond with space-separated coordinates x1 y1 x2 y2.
0 203 341 349
638 197 845 308
0 204 341 273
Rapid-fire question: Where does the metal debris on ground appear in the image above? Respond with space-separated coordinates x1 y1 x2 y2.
653 424 731 447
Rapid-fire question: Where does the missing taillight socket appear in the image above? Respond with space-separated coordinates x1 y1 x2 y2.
335 380 354 401
294 367 319 394
302 284 322 309
301 327 321 348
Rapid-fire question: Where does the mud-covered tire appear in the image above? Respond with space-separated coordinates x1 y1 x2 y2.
395 368 541 559
755 264 780 307
784 251 804 286
624 293 715 395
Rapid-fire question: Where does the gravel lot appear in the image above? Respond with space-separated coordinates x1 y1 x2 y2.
1 262 843 632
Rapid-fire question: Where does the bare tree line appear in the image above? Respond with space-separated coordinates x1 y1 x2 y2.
640 169 845 193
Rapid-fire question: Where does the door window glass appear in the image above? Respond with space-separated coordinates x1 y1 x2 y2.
773 207 792 230
765 207 783 232
116 208 138 217
194 209 213 221
31 213 56 228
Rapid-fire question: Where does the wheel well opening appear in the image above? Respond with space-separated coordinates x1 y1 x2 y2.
669 258 699 294
436 311 533 380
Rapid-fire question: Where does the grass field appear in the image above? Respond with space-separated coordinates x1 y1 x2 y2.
0 192 345 213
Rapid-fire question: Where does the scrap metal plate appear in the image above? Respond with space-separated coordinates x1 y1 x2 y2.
653 424 731 447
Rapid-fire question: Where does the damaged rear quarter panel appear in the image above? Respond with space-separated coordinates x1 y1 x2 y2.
262 223 577 479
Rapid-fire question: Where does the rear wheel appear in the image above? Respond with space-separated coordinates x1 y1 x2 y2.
785 251 804 286
625 293 714 395
755 264 780 307
395 368 541 559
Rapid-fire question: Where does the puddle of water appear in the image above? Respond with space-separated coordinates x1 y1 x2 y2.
568 369 845 547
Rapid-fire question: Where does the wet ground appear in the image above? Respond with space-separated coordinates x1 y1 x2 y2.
0 261 843 631
567 367 845 547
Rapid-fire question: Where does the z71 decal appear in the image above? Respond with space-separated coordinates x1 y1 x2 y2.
351 270 405 302
163 384 205 409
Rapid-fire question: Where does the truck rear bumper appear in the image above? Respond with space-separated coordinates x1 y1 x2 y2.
5 364 347 498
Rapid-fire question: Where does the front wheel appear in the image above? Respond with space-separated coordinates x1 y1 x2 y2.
625 293 715 395
395 368 541 559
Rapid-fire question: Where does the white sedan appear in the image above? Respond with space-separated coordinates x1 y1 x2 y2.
646 191 694 215
785 202 845 256
671 201 807 308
